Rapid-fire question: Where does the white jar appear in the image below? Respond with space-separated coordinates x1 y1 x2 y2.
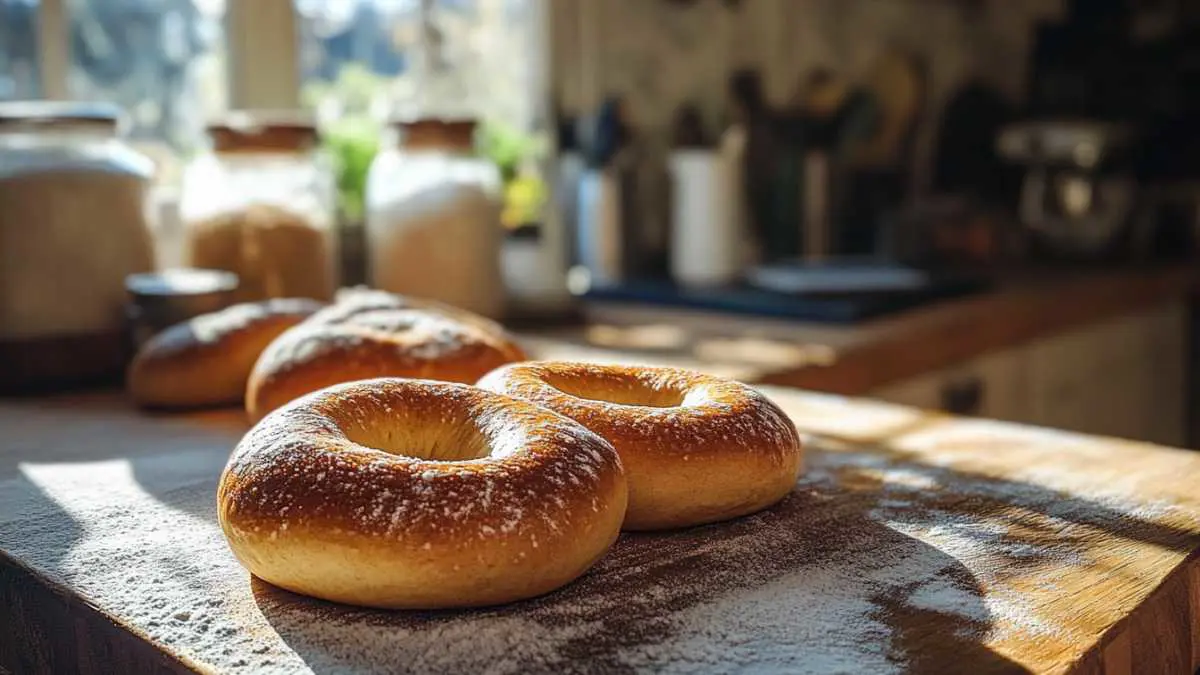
366 119 504 317
669 144 744 287
181 114 338 303
0 102 154 391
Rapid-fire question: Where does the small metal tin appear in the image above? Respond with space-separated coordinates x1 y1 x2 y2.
125 269 239 346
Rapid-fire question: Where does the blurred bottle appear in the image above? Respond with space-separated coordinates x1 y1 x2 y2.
573 96 640 286
668 103 743 287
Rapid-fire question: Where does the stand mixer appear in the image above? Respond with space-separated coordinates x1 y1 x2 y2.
997 120 1138 259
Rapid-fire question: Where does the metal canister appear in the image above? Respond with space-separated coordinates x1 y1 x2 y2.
574 166 642 287
125 269 239 347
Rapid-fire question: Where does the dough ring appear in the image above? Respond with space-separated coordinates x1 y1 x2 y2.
478 362 803 530
219 378 628 609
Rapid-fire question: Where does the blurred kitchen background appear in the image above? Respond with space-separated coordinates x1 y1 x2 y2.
3 0 1200 446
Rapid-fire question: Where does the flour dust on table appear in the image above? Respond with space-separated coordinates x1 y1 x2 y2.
4 392 1200 673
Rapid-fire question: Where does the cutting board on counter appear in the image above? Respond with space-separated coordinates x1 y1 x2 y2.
3 389 1200 674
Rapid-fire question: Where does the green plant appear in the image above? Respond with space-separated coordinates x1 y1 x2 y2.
476 118 545 184
302 63 389 117
303 65 388 222
476 119 549 228
303 64 552 227
322 116 380 222
502 172 548 229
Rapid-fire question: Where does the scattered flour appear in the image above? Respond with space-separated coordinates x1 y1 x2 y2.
3 396 1200 674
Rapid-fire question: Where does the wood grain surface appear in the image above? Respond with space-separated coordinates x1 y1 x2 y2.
3 388 1200 674
527 266 1199 395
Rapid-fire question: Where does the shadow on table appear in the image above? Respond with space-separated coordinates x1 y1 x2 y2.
251 483 1024 674
9 391 1194 673
0 393 244 570
248 420 1200 674
809 426 1200 560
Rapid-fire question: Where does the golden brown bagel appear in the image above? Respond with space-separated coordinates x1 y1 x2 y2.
128 298 323 410
245 292 526 422
218 378 628 609
332 287 519 350
478 362 803 531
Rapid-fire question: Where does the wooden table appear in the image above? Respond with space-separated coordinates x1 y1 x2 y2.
3 389 1200 674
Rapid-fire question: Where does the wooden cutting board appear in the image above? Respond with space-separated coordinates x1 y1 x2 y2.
2 389 1200 674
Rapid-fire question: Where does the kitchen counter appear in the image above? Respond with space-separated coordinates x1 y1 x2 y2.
522 266 1199 395
4 388 1200 674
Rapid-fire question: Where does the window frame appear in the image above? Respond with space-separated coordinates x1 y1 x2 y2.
36 0 302 108
35 0 552 113
35 0 68 100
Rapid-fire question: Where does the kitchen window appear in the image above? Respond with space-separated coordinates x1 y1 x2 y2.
66 0 226 154
20 0 550 232
0 0 41 100
20 1 546 148
297 0 543 127
293 0 549 225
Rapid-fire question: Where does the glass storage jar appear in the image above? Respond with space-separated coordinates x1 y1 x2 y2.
181 113 337 303
0 101 155 393
366 118 504 317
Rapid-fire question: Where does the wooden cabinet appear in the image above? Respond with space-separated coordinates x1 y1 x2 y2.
1144 302 1188 446
1028 302 1187 445
871 348 1028 421
871 301 1188 445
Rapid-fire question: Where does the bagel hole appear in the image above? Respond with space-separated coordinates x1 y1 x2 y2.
542 371 687 408
340 412 491 462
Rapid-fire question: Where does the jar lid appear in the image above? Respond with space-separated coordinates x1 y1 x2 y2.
0 101 124 134
126 269 239 298
207 111 320 153
391 117 478 151
126 269 239 328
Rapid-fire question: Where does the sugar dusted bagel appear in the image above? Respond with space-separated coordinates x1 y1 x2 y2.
245 291 526 422
478 362 803 531
218 378 628 609
128 298 323 410
330 287 517 343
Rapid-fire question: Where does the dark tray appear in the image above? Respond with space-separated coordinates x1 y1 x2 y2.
583 270 990 324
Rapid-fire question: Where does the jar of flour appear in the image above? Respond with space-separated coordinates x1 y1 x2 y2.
365 118 504 317
0 102 154 392
181 113 338 304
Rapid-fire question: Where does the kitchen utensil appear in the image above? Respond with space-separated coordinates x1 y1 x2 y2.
729 69 778 261
579 96 631 170
572 96 643 286
789 73 880 261
575 167 635 286
854 49 925 170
